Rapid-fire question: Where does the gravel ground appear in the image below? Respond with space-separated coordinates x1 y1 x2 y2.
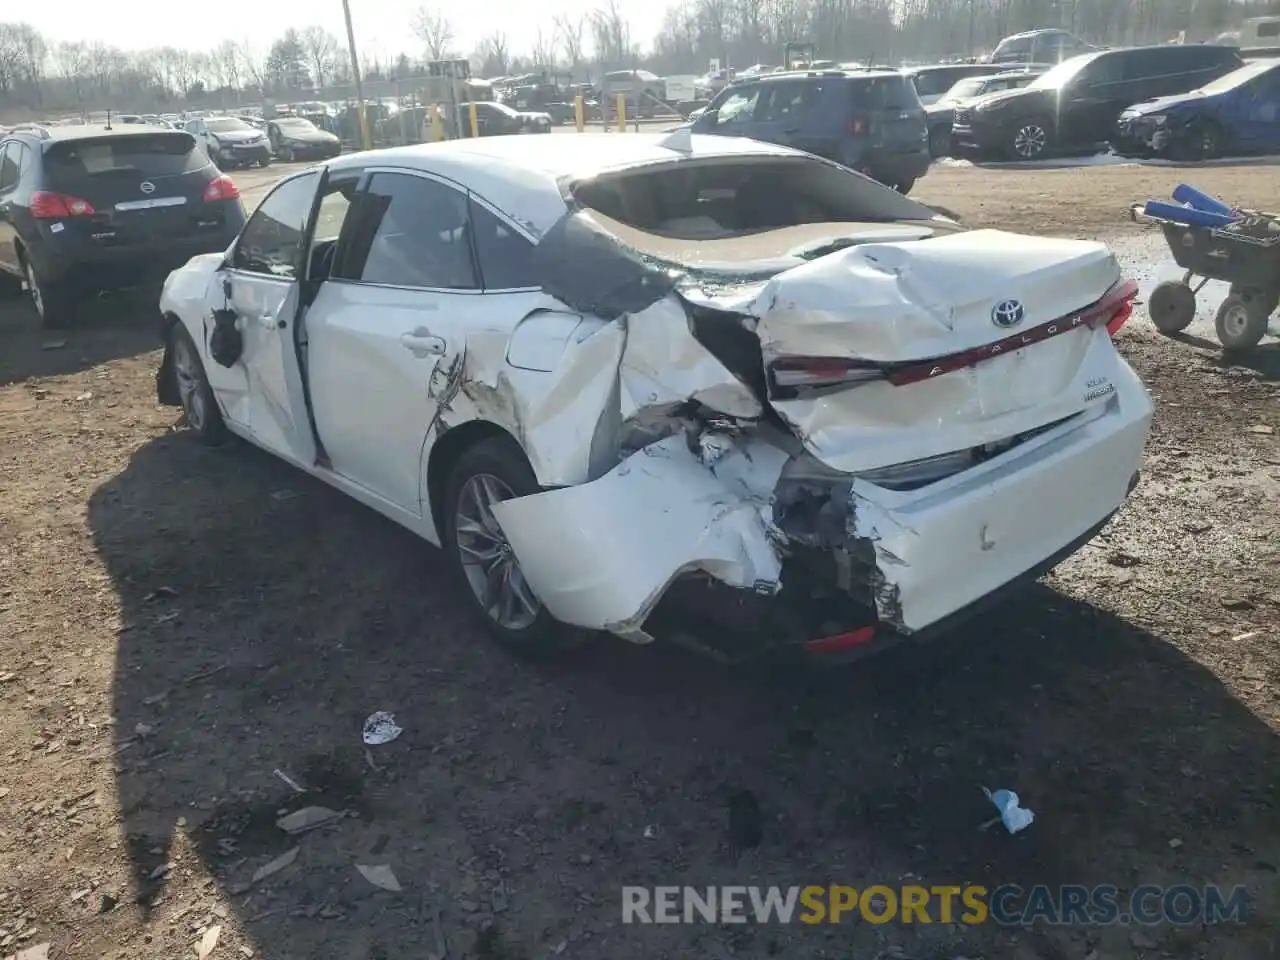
0 159 1277 960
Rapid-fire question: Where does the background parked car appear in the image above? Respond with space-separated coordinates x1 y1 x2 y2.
0 124 244 328
184 116 271 169
447 101 553 137
267 116 341 161
952 44 1243 161
597 69 667 116
1114 58 1280 160
925 70 1044 156
988 28 1097 64
690 69 930 193
904 63 1028 105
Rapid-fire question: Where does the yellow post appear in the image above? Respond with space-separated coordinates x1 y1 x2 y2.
616 93 626 132
574 95 585 132
430 104 444 142
468 102 479 138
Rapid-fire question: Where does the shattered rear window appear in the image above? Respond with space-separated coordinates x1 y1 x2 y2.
571 156 936 244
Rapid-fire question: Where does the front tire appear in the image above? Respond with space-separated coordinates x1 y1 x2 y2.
1007 117 1052 161
442 436 569 657
895 178 917 195
170 323 227 444
1148 280 1197 334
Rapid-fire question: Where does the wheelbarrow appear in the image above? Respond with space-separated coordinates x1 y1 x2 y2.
1130 192 1280 351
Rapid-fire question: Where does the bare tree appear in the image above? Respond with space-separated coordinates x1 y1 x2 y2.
531 26 557 68
553 13 586 70
14 23 46 104
411 6 455 60
238 39 268 92
479 31 510 74
299 25 339 90
85 41 119 97
590 0 632 66
213 39 242 90
55 41 90 103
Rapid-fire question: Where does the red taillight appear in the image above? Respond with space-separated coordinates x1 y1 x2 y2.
203 175 240 202
770 356 886 390
846 114 870 136
31 191 95 219
1084 277 1139 337
806 625 876 655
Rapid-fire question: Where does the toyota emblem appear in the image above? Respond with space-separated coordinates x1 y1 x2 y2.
991 298 1025 329
140 180 156 194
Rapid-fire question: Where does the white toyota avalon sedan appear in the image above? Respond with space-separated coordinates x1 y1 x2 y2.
155 131 1152 662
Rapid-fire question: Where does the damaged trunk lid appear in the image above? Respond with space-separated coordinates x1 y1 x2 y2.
714 228 1131 476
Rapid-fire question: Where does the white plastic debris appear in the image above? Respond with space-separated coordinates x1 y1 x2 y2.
197 924 222 958
982 787 1035 834
355 863 402 892
362 711 403 745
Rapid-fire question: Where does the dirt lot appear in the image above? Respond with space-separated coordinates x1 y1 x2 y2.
0 159 1277 960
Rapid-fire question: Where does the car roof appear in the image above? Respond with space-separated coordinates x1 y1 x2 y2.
748 68 903 82
40 123 191 143
327 133 807 236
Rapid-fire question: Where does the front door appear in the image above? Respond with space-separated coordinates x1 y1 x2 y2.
222 169 319 466
304 168 481 515
1235 68 1280 151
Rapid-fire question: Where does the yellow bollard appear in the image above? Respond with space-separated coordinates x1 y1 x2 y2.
430 104 444 142
469 102 479 138
616 93 626 132
574 95 585 132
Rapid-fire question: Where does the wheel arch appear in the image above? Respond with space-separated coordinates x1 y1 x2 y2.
424 419 526 535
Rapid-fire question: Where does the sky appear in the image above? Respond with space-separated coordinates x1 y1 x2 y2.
20 0 669 61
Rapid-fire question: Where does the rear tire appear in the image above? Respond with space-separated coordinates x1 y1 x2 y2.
928 125 951 158
442 436 575 658
169 323 227 445
1148 280 1197 334
24 258 75 329
1214 292 1270 350
895 178 917 195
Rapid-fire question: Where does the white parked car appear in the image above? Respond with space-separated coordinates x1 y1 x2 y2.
155 133 1152 661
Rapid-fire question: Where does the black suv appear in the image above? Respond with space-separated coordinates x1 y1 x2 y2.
951 44 1243 160
689 70 931 193
0 124 246 328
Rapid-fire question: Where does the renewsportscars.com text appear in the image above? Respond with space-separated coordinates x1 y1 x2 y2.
621 884 1249 926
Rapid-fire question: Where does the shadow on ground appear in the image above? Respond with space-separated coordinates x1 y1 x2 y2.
89 433 1280 960
0 287 163 387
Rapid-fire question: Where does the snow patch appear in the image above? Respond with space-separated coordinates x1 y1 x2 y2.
936 152 1280 171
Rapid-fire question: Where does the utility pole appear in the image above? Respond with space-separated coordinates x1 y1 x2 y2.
340 0 373 150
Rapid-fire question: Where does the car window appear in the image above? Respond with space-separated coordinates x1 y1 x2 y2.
715 86 760 124
1080 55 1124 85
0 144 16 192
853 76 920 110
468 197 537 290
757 80 814 121
345 172 476 290
232 171 320 278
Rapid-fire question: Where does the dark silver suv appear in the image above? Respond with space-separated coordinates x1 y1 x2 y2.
689 70 931 194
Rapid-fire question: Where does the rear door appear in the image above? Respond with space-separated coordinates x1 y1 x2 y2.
858 75 926 155
0 142 20 273
222 169 319 465
1060 54 1128 146
41 131 228 248
748 79 815 150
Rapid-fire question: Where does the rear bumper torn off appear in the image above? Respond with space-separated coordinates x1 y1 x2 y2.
491 434 787 642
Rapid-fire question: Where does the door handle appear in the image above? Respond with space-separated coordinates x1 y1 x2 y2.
259 314 285 329
400 330 446 356
783 126 801 133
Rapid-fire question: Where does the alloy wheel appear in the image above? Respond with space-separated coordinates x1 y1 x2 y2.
172 334 207 431
1013 123 1046 159
25 262 43 318
454 473 541 630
